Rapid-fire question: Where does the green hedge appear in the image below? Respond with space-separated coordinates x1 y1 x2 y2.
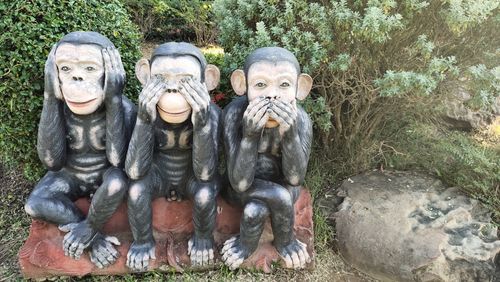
0 0 142 180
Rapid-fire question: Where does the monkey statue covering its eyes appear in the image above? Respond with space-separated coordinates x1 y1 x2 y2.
124 42 222 271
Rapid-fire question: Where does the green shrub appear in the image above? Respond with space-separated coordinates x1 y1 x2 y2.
0 0 142 180
213 0 499 172
122 0 217 46
381 121 500 220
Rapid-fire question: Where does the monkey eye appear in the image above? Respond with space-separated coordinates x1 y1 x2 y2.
86 66 96 71
280 82 291 88
255 82 267 88
61 66 70 72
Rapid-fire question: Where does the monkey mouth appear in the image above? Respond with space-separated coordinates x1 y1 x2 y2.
66 98 97 108
157 106 190 116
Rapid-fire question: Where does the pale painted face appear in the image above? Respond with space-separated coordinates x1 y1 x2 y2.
247 61 298 128
55 43 105 115
151 56 201 124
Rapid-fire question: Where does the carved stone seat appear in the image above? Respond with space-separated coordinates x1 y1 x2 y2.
19 187 314 279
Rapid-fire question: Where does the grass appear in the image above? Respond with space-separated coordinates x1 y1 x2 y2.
0 150 374 281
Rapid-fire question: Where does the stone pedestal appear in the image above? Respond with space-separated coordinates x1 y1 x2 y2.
19 188 314 279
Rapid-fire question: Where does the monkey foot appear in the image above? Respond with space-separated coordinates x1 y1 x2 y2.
187 235 215 266
58 220 97 260
276 239 311 269
89 234 120 268
126 240 156 271
221 236 252 270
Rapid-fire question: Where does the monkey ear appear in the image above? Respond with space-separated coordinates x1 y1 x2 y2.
135 58 150 86
230 69 246 96
204 64 220 91
296 74 313 101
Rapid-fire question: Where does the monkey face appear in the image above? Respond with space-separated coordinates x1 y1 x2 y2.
150 56 202 124
246 61 299 128
55 43 105 115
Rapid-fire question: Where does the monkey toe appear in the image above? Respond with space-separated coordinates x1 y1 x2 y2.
189 236 215 266
126 241 155 271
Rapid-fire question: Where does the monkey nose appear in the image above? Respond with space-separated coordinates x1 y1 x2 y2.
72 77 83 81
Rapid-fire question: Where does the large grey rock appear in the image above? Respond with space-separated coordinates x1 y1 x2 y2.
444 86 500 130
334 170 499 282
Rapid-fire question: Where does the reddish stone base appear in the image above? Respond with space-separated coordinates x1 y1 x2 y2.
19 188 314 279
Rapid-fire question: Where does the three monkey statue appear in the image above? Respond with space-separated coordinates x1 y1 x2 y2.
24 31 313 272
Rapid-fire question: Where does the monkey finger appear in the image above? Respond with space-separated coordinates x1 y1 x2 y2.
59 222 78 233
108 47 119 70
149 246 156 260
185 77 210 103
180 82 205 107
247 98 270 118
274 100 297 120
90 252 104 269
268 110 289 127
178 84 199 109
270 106 293 125
105 236 121 246
113 48 126 75
102 49 113 75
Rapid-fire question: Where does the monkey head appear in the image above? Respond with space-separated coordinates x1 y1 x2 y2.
54 32 115 115
135 42 220 124
230 47 313 128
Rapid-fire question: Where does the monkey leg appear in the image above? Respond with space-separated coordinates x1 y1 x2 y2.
25 170 83 225
126 172 157 271
228 179 310 269
81 167 127 268
186 177 220 266
58 168 128 263
221 200 269 270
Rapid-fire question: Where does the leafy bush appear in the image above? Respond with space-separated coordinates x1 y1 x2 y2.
122 0 217 46
0 0 142 180
213 0 499 172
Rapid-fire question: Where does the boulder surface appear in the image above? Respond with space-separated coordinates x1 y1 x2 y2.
334 170 499 281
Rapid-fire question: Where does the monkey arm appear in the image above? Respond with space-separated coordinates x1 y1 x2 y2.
192 104 221 182
125 119 155 180
37 97 66 170
280 108 313 186
105 96 127 168
223 98 259 192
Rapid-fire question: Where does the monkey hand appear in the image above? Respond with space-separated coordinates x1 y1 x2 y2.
43 43 63 100
242 97 270 138
102 47 126 104
89 234 121 269
137 76 165 123
58 220 98 260
276 239 311 269
188 235 215 266
178 77 210 128
126 240 156 271
268 99 298 136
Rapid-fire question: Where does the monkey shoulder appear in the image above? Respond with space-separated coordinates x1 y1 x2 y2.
222 96 248 129
296 106 312 128
121 95 138 130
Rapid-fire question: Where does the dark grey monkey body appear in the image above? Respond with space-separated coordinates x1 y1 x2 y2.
221 96 312 268
25 31 136 269
125 103 221 270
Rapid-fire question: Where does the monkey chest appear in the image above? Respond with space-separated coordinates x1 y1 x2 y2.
66 117 106 152
257 129 282 155
155 127 193 151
